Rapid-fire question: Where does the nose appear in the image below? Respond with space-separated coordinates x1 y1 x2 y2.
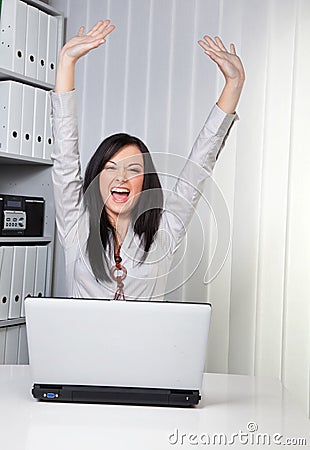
115 166 127 183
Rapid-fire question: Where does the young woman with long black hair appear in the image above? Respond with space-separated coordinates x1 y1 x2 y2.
51 20 245 300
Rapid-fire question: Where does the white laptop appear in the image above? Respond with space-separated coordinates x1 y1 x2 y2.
25 297 211 407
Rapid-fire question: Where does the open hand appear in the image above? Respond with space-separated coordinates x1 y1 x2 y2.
198 36 245 84
61 20 115 63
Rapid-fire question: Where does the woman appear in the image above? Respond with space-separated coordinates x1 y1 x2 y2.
51 20 245 300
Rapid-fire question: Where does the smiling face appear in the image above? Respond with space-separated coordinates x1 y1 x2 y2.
99 145 144 224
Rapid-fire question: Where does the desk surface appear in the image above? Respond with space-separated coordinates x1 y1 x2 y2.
0 366 309 450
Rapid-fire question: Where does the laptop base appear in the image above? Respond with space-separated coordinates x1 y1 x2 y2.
32 384 201 407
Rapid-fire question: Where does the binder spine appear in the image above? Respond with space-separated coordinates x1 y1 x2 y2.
0 328 6 364
20 246 37 317
0 247 13 321
13 0 27 74
0 82 10 153
37 10 48 82
8 246 25 319
25 4 39 79
44 92 53 160
32 88 46 158
20 84 35 157
0 0 16 71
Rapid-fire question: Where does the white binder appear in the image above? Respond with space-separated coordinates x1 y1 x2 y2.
20 84 35 157
20 246 37 317
14 0 28 74
32 88 46 159
25 4 39 79
34 246 48 297
0 328 6 364
37 10 49 82
8 246 25 319
46 14 58 84
4 326 19 364
43 91 53 160
17 324 29 364
0 246 13 321
0 0 15 71
0 81 23 154
0 0 27 73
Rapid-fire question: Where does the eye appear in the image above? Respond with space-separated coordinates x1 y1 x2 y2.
128 167 142 174
105 165 116 171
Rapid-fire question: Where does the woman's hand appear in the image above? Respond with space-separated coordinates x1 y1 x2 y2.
198 35 245 114
198 35 245 84
55 20 115 93
61 20 115 63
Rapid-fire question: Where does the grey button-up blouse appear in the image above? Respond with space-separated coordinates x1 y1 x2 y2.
50 90 236 300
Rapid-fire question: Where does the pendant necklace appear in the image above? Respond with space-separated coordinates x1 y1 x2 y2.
110 235 127 300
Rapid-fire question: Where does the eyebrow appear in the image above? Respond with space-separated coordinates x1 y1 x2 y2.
107 160 143 167
128 162 143 167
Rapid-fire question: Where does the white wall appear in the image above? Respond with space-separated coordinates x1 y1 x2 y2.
49 0 310 416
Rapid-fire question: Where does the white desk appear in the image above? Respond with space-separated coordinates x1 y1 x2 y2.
0 366 309 450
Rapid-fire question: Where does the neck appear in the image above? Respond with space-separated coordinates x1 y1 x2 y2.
109 213 130 245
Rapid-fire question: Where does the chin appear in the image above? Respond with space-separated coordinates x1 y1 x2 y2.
105 202 134 220
104 195 140 219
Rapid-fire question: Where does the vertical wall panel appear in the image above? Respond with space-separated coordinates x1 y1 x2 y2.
66 0 88 142
80 1 109 168
164 0 197 301
190 0 220 139
228 0 270 375
182 0 219 310
205 0 243 373
281 0 310 415
254 0 296 379
144 0 174 154
124 0 151 140
145 0 177 300
166 0 196 155
102 0 130 137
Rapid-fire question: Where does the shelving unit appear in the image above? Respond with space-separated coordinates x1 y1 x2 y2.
0 318 26 329
0 0 64 364
0 150 54 165
0 237 52 243
0 67 53 89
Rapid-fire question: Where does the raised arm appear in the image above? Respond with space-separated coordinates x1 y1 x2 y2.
51 21 115 251
55 20 115 92
163 36 244 253
198 35 245 113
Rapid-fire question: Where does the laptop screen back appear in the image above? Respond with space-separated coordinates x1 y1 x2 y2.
25 298 211 391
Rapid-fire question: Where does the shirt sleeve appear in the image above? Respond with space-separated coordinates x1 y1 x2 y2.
50 90 85 250
162 104 238 253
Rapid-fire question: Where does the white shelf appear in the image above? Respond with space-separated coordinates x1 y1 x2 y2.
0 237 52 244
25 0 62 17
0 67 54 91
0 151 53 165
0 318 26 329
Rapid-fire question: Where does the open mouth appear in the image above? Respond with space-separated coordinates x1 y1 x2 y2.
110 187 130 203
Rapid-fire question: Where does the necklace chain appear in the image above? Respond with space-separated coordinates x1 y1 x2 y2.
110 236 127 300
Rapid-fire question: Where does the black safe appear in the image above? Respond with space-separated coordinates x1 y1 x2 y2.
0 194 45 237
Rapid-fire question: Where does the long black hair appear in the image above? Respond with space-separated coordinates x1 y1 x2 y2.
82 133 163 282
